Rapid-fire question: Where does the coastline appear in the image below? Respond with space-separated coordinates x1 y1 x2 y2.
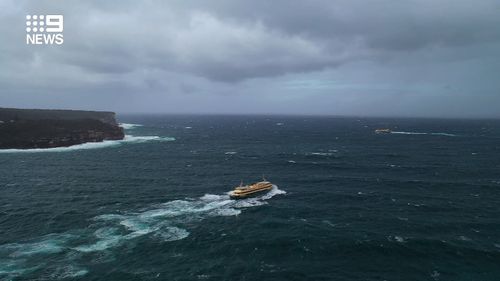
0 108 124 150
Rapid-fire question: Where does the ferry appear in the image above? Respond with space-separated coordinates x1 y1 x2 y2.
229 179 273 199
374 128 392 134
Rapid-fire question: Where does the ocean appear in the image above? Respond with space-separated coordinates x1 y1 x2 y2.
1 115 499 281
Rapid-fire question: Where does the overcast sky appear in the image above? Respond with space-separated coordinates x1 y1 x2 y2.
1 0 499 117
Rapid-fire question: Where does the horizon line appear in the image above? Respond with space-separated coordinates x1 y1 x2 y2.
2 106 499 120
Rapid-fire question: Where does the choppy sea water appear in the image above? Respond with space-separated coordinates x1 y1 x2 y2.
1 115 500 281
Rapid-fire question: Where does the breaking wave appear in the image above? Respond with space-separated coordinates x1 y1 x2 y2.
119 123 143 130
0 185 285 279
391 131 456 137
308 152 335 156
0 135 175 154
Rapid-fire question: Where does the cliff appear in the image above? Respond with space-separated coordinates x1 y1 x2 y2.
0 108 124 149
0 108 118 125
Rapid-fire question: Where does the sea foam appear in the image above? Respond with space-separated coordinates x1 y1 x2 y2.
76 186 285 251
0 135 175 153
0 185 285 278
1 233 76 258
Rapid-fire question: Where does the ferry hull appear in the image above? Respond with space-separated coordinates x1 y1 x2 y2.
230 188 271 199
229 183 273 199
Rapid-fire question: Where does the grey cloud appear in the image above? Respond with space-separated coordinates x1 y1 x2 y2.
0 0 499 117
7 0 500 82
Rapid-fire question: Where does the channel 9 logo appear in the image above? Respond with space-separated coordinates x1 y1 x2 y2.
26 15 64 45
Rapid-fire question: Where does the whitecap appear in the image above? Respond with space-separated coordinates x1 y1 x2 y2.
407 203 423 207
430 270 440 280
391 131 428 135
119 123 143 130
458 235 472 241
391 131 456 137
322 220 336 227
225 151 237 155
388 235 406 243
430 132 456 137
123 135 175 143
394 236 405 243
309 152 334 156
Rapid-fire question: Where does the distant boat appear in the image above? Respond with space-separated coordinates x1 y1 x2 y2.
229 179 273 199
375 128 392 134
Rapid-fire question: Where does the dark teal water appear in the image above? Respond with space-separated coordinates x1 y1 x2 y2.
1 116 500 281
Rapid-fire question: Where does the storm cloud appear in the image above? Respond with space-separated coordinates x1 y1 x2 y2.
1 0 499 117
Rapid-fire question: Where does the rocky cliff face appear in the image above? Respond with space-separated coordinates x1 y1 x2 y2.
0 108 124 149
